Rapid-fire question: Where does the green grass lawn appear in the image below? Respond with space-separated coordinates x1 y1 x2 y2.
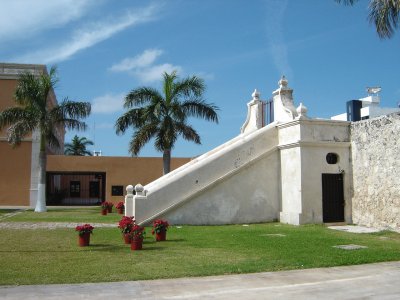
2 207 121 224
0 213 399 285
0 209 20 216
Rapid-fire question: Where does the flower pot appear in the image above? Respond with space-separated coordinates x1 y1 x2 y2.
101 209 108 215
131 238 143 251
117 208 124 214
107 206 112 213
155 230 166 241
123 233 131 244
78 232 90 247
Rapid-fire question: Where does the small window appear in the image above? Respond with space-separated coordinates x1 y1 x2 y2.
326 153 339 164
111 185 124 196
70 181 81 197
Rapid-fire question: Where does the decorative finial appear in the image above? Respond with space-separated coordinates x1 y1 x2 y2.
135 183 145 196
296 102 308 118
252 89 260 100
126 185 134 195
278 76 288 88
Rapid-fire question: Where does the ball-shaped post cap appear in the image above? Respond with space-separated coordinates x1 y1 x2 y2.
296 102 308 117
134 183 144 194
126 185 134 194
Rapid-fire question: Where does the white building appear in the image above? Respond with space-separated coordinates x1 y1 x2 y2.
125 77 354 227
331 87 400 121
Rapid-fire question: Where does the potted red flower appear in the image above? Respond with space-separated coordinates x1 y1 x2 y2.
116 201 125 214
100 202 108 215
75 224 94 247
107 202 114 213
152 219 169 241
118 216 135 244
129 224 146 251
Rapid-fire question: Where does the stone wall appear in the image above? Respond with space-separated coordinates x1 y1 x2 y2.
351 113 400 230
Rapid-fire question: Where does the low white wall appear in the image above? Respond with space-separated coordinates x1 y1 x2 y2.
134 122 280 225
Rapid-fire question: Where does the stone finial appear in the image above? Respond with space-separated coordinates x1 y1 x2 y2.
252 89 260 101
296 102 308 118
135 183 145 196
126 185 134 195
278 76 288 88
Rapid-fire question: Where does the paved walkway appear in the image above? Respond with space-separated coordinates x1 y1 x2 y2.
1 261 400 299
0 222 116 229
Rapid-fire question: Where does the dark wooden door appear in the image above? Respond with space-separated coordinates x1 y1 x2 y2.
322 173 344 222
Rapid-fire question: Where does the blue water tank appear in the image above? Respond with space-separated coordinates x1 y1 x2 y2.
346 100 362 121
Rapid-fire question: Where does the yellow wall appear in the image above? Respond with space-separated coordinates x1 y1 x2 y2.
0 79 18 137
47 155 191 204
0 142 32 205
0 76 33 206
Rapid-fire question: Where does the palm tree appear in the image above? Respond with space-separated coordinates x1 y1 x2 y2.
64 135 94 156
0 66 91 212
335 0 400 38
115 71 219 174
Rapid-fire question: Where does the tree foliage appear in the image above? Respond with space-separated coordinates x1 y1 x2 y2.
64 135 94 156
115 71 219 174
336 0 400 38
0 66 91 212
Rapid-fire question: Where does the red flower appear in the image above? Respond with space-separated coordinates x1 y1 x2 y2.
115 201 124 209
118 216 135 234
152 219 169 235
75 224 94 236
129 224 145 240
101 201 114 209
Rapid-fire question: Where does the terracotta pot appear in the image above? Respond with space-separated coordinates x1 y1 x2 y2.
78 232 90 247
117 208 124 214
155 230 166 241
131 238 143 250
123 233 131 244
101 209 108 215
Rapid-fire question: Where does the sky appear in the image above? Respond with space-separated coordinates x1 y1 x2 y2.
1 0 399 158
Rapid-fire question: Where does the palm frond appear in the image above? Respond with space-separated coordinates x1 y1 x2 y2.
56 99 91 119
124 87 163 108
163 71 178 105
115 108 148 134
62 119 88 131
129 123 158 155
45 131 61 150
6 120 35 146
181 99 219 123
0 107 38 130
175 122 201 144
368 0 400 38
171 75 205 102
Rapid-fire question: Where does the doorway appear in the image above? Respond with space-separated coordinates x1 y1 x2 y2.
322 173 345 222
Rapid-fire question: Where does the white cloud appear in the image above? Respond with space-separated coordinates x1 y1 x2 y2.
110 49 183 83
135 63 183 83
91 93 125 114
15 4 160 64
265 0 293 79
0 0 95 42
110 49 164 72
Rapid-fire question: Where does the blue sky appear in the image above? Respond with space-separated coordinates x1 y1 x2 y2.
1 0 399 157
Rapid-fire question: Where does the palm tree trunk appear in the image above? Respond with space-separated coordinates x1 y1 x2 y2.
163 149 171 175
34 137 47 212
